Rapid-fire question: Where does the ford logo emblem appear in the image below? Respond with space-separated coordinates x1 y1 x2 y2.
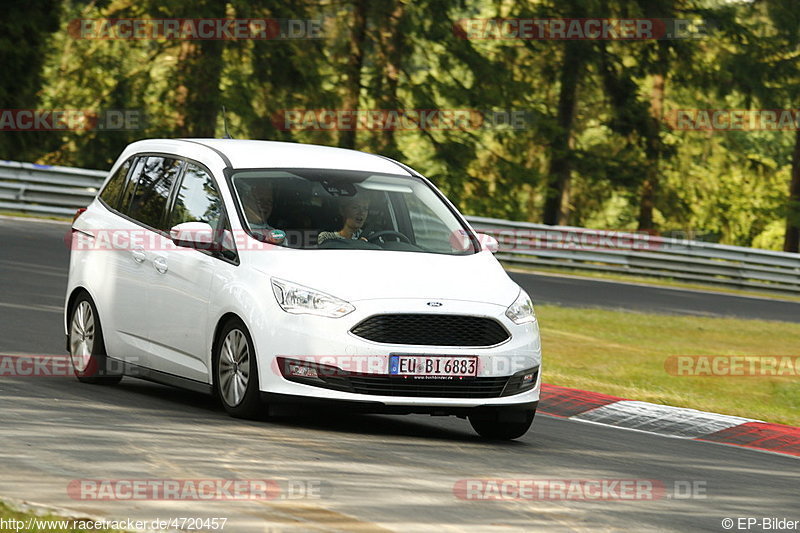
426 301 443 307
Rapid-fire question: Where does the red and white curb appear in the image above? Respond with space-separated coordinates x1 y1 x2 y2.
539 384 800 458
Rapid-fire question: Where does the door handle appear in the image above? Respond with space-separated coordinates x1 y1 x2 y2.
131 246 146 263
153 256 168 274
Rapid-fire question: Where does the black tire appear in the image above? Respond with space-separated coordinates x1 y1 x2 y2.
469 408 536 440
213 318 263 419
68 293 122 385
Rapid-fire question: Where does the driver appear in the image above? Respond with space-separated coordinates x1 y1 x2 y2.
317 196 370 245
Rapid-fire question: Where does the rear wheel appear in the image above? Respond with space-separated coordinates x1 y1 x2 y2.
68 294 122 385
469 408 536 440
214 318 263 419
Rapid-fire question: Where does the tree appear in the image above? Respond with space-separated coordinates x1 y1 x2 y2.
369 0 408 159
0 0 61 161
223 0 333 144
96 0 228 138
542 39 588 225
169 1 228 137
719 0 800 251
12 0 795 253
339 0 368 149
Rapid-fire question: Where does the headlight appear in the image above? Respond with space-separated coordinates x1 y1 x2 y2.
505 290 535 324
271 278 355 318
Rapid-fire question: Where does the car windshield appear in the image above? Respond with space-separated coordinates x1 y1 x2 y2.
230 168 477 255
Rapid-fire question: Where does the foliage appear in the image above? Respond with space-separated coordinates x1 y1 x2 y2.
2 0 799 250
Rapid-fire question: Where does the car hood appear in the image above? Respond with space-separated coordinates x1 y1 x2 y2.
247 249 520 306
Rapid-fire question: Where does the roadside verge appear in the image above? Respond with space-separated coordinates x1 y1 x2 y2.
539 383 800 458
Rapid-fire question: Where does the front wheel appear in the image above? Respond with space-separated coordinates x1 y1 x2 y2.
214 318 263 419
68 294 122 385
469 408 536 440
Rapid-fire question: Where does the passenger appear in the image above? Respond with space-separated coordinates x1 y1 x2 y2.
241 180 286 244
318 196 370 245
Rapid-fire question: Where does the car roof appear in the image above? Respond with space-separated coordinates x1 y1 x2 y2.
124 138 413 176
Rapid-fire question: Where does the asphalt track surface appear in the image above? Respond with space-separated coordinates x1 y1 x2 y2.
507 272 800 324
0 217 798 532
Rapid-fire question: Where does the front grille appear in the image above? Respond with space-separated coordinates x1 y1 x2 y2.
350 314 510 347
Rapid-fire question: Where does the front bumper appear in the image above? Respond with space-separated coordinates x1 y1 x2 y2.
252 298 542 409
261 392 539 420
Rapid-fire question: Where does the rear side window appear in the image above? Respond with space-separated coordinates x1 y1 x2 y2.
169 164 224 230
117 157 145 216
122 156 183 230
98 158 132 209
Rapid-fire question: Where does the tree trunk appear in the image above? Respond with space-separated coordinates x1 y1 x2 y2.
543 41 583 226
784 127 800 252
638 72 665 231
0 1 61 162
339 0 368 149
173 1 227 138
373 0 405 158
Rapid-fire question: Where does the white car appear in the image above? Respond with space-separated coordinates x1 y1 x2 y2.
65 139 542 439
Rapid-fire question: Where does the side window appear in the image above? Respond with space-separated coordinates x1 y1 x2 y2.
169 164 236 259
123 156 183 230
169 164 223 230
117 157 145 216
98 157 132 209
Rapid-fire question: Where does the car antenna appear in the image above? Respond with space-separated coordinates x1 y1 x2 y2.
221 105 234 139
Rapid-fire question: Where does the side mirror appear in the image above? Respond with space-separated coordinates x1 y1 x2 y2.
476 233 499 253
170 221 214 249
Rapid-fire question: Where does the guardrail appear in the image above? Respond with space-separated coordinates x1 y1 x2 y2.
467 216 800 294
0 160 106 217
1 159 798 294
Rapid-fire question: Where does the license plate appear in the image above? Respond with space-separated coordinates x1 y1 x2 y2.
389 355 478 377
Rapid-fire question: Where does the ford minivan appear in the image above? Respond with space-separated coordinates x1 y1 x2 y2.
65 139 542 439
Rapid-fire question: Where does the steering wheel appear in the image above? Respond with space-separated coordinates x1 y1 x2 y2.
367 230 410 244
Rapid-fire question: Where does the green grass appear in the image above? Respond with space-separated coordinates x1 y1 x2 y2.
0 502 122 532
504 263 800 303
537 304 800 426
0 211 71 222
